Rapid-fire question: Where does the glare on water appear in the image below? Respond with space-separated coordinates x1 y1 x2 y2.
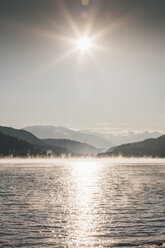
66 160 102 247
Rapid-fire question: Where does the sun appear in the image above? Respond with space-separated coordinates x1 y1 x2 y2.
77 36 92 51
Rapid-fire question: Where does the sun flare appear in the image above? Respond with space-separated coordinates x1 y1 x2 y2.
77 36 92 51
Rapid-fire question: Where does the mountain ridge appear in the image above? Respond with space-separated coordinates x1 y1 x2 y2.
0 126 71 156
0 125 103 156
23 125 111 148
99 134 165 157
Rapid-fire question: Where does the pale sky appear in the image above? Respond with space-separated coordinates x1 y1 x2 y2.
0 0 165 132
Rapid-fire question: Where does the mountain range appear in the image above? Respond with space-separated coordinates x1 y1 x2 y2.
99 135 165 158
101 131 162 146
0 126 101 157
0 126 69 157
23 126 111 148
0 125 164 158
23 125 163 149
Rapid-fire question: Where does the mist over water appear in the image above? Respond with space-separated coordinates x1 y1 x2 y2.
0 158 165 247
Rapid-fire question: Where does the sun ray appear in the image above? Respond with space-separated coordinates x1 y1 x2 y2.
60 2 82 38
52 47 77 65
10 20 76 45
92 2 145 42
40 47 78 74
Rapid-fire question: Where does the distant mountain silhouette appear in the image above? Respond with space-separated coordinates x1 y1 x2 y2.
23 126 111 148
104 131 162 146
0 126 71 156
43 139 103 155
99 135 165 157
0 132 45 157
80 129 162 146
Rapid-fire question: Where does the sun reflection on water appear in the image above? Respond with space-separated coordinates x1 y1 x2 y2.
65 160 104 247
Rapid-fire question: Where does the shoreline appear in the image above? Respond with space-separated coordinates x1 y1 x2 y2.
0 157 165 164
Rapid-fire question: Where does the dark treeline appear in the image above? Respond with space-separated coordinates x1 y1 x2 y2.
0 132 46 157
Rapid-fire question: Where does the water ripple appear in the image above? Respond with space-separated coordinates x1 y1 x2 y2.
0 159 165 247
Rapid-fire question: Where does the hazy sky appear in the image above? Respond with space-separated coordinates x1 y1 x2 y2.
0 0 165 133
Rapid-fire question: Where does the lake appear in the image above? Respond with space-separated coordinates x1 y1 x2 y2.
0 158 165 248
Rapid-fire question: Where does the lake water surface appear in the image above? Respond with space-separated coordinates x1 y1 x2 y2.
0 158 165 248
